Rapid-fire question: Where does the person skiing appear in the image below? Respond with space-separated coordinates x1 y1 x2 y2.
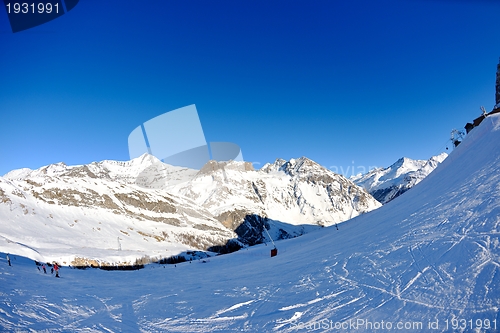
54 263 60 278
6 254 10 266
42 264 47 274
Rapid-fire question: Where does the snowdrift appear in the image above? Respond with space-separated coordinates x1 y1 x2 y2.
1 114 499 332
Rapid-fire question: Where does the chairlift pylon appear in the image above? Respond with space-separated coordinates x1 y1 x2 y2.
262 219 278 257
450 129 465 148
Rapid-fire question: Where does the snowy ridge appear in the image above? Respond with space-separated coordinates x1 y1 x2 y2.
352 152 448 204
4 153 198 188
1 114 499 332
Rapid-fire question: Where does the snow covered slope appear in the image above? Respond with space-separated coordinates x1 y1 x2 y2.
1 114 499 332
352 153 448 204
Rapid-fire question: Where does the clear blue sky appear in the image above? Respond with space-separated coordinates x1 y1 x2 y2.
1 0 499 177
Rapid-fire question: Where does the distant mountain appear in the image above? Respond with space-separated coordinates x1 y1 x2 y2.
0 155 381 264
351 153 448 204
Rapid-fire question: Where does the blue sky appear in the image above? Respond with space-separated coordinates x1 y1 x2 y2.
1 0 499 177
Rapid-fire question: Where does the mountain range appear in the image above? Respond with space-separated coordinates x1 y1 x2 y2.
0 154 381 266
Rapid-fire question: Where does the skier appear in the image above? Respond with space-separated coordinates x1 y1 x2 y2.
54 263 60 278
6 254 11 266
42 264 47 274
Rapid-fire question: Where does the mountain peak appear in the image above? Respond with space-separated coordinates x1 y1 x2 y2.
353 153 448 204
261 156 324 176
389 156 422 170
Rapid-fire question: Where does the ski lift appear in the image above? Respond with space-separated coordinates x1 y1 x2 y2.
262 219 278 257
481 106 488 117
450 129 465 148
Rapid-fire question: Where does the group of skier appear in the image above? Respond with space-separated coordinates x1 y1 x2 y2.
35 260 60 278
5 254 61 278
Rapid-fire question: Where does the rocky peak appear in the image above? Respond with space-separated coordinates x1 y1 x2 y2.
197 160 254 176
261 157 327 178
280 157 321 176
259 158 287 173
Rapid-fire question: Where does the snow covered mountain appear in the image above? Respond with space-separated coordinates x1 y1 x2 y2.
0 155 380 265
169 157 380 245
0 157 236 266
351 153 448 204
1 114 499 332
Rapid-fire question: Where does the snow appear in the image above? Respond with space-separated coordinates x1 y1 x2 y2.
0 152 379 268
1 114 499 332
0 165 236 265
352 153 448 204
3 168 33 180
168 157 381 228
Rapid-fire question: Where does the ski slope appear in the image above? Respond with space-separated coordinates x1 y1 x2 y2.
1 114 500 332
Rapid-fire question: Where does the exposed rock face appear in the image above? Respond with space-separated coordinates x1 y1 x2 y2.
215 210 304 247
216 208 255 230
233 214 269 246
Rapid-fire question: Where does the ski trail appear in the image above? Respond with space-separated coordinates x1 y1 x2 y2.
214 300 255 316
415 241 446 283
